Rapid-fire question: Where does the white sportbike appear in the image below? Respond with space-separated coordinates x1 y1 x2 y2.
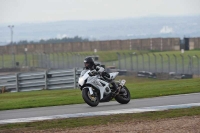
78 69 131 107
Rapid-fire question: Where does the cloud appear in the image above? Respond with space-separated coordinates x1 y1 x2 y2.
160 26 174 34
56 34 68 39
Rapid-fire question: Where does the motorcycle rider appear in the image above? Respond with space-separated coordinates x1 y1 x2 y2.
84 57 110 79
84 57 118 91
84 57 98 70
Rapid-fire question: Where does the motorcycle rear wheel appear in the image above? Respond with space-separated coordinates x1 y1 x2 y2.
115 86 130 104
82 88 100 107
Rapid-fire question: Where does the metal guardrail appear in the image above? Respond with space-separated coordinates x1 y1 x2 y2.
0 68 82 92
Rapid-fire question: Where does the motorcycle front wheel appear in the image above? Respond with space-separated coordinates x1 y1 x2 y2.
82 88 100 107
115 86 131 104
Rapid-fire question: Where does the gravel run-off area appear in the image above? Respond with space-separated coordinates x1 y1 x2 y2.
1 115 200 133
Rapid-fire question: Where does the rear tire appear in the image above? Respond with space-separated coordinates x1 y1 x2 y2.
82 88 100 107
115 86 130 104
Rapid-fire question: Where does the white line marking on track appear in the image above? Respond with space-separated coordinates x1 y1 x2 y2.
0 103 200 124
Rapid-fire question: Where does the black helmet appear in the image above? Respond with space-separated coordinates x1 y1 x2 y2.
84 57 94 69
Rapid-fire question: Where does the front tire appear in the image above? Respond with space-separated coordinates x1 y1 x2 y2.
82 88 100 107
115 86 130 104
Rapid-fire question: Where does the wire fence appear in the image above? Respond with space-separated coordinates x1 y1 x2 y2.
103 53 200 77
0 52 200 77
0 52 91 70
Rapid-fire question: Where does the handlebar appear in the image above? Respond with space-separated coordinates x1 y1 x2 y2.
88 70 96 76
88 70 100 76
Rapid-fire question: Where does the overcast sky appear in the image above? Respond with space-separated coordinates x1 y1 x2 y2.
0 0 200 24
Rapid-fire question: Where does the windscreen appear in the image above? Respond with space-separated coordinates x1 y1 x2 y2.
80 70 89 77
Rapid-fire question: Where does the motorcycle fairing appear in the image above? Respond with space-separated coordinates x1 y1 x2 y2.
87 76 111 100
109 72 119 79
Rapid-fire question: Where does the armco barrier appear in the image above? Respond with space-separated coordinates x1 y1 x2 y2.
0 68 82 93
0 74 16 92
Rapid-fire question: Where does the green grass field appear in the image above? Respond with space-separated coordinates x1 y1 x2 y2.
0 77 199 111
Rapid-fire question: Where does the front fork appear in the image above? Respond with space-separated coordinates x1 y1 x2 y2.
88 87 94 95
87 87 99 98
82 87 94 95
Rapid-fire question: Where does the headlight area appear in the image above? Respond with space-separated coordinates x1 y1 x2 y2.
78 77 85 86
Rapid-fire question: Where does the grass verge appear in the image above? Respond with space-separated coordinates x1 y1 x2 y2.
0 106 199 131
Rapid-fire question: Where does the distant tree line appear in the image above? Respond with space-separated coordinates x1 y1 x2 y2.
8 36 89 45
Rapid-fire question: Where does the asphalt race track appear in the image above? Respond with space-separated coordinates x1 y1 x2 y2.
0 93 200 124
